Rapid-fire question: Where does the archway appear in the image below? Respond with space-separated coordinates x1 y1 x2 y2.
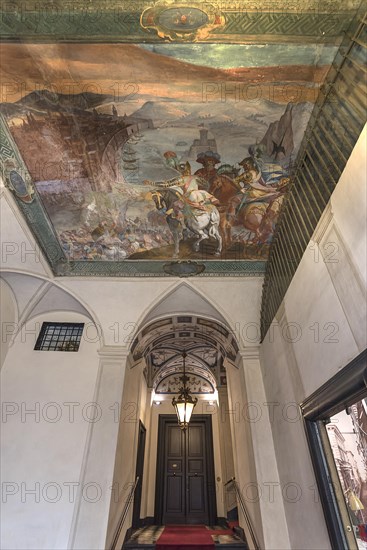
105 304 260 548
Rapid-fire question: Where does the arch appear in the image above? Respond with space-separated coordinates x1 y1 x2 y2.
142 282 229 326
0 278 18 368
127 281 241 396
0 271 104 344
129 280 239 352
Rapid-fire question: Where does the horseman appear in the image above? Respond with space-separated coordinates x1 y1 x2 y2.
145 160 219 219
194 151 221 192
227 156 287 218
145 161 222 257
176 162 220 216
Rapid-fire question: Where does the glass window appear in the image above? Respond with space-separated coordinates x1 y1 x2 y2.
301 349 367 549
326 402 367 549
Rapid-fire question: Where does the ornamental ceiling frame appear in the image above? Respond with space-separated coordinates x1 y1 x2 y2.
0 0 363 278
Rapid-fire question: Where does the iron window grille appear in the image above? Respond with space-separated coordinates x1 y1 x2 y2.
34 322 84 352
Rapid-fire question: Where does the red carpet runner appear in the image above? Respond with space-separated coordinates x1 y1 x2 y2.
155 525 215 550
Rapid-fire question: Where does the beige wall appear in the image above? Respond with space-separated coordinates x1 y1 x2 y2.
260 125 367 549
105 359 148 549
0 311 100 550
0 278 17 368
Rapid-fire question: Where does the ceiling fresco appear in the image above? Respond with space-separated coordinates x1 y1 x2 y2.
0 39 338 274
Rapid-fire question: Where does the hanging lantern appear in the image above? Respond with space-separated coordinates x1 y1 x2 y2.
172 351 198 430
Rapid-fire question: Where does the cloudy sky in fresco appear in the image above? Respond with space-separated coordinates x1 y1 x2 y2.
140 43 337 69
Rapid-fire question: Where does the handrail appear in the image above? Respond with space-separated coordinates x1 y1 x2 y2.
110 476 139 550
225 477 261 550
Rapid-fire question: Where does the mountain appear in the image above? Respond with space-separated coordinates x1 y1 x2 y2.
16 90 116 111
130 99 287 129
260 102 313 160
130 101 191 125
1 43 329 104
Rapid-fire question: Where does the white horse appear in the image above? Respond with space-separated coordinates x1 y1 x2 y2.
151 188 222 257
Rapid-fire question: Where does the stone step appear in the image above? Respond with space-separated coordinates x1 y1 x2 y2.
122 524 248 549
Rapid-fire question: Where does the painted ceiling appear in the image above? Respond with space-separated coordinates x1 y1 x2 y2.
0 1 356 277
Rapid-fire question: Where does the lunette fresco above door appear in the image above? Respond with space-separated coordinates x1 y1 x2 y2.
0 1 353 277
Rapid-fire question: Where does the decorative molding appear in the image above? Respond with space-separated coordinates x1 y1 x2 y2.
0 115 65 271
55 259 266 277
141 1 225 42
97 345 130 361
274 300 286 324
163 261 206 277
320 221 367 351
313 202 334 245
0 188 54 278
223 357 238 370
239 346 260 361
0 1 359 42
2 0 361 11
0 114 34 203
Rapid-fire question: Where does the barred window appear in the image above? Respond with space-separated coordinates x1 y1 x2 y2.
34 323 84 351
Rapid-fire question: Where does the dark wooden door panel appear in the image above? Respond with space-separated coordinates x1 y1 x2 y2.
167 425 182 456
188 476 205 510
156 415 216 525
166 475 183 513
188 425 204 456
163 424 185 523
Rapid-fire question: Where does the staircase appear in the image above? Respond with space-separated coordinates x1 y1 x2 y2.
122 522 248 549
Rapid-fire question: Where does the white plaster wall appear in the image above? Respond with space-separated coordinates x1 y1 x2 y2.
59 277 263 349
217 388 236 515
241 356 291 550
0 312 100 550
260 125 367 549
0 278 17 367
225 359 265 549
105 360 149 549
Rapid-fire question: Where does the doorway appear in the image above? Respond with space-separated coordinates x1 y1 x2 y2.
155 415 217 525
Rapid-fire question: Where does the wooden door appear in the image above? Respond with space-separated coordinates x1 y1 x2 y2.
155 415 216 525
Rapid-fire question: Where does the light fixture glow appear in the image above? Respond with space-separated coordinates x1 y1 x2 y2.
172 351 197 430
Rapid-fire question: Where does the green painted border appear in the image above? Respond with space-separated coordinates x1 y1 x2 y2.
54 259 266 277
0 0 358 42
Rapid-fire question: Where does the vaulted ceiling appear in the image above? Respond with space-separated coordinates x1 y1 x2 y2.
132 314 239 395
0 1 364 278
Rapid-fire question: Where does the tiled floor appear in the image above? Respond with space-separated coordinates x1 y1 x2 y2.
128 525 164 544
212 533 244 544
